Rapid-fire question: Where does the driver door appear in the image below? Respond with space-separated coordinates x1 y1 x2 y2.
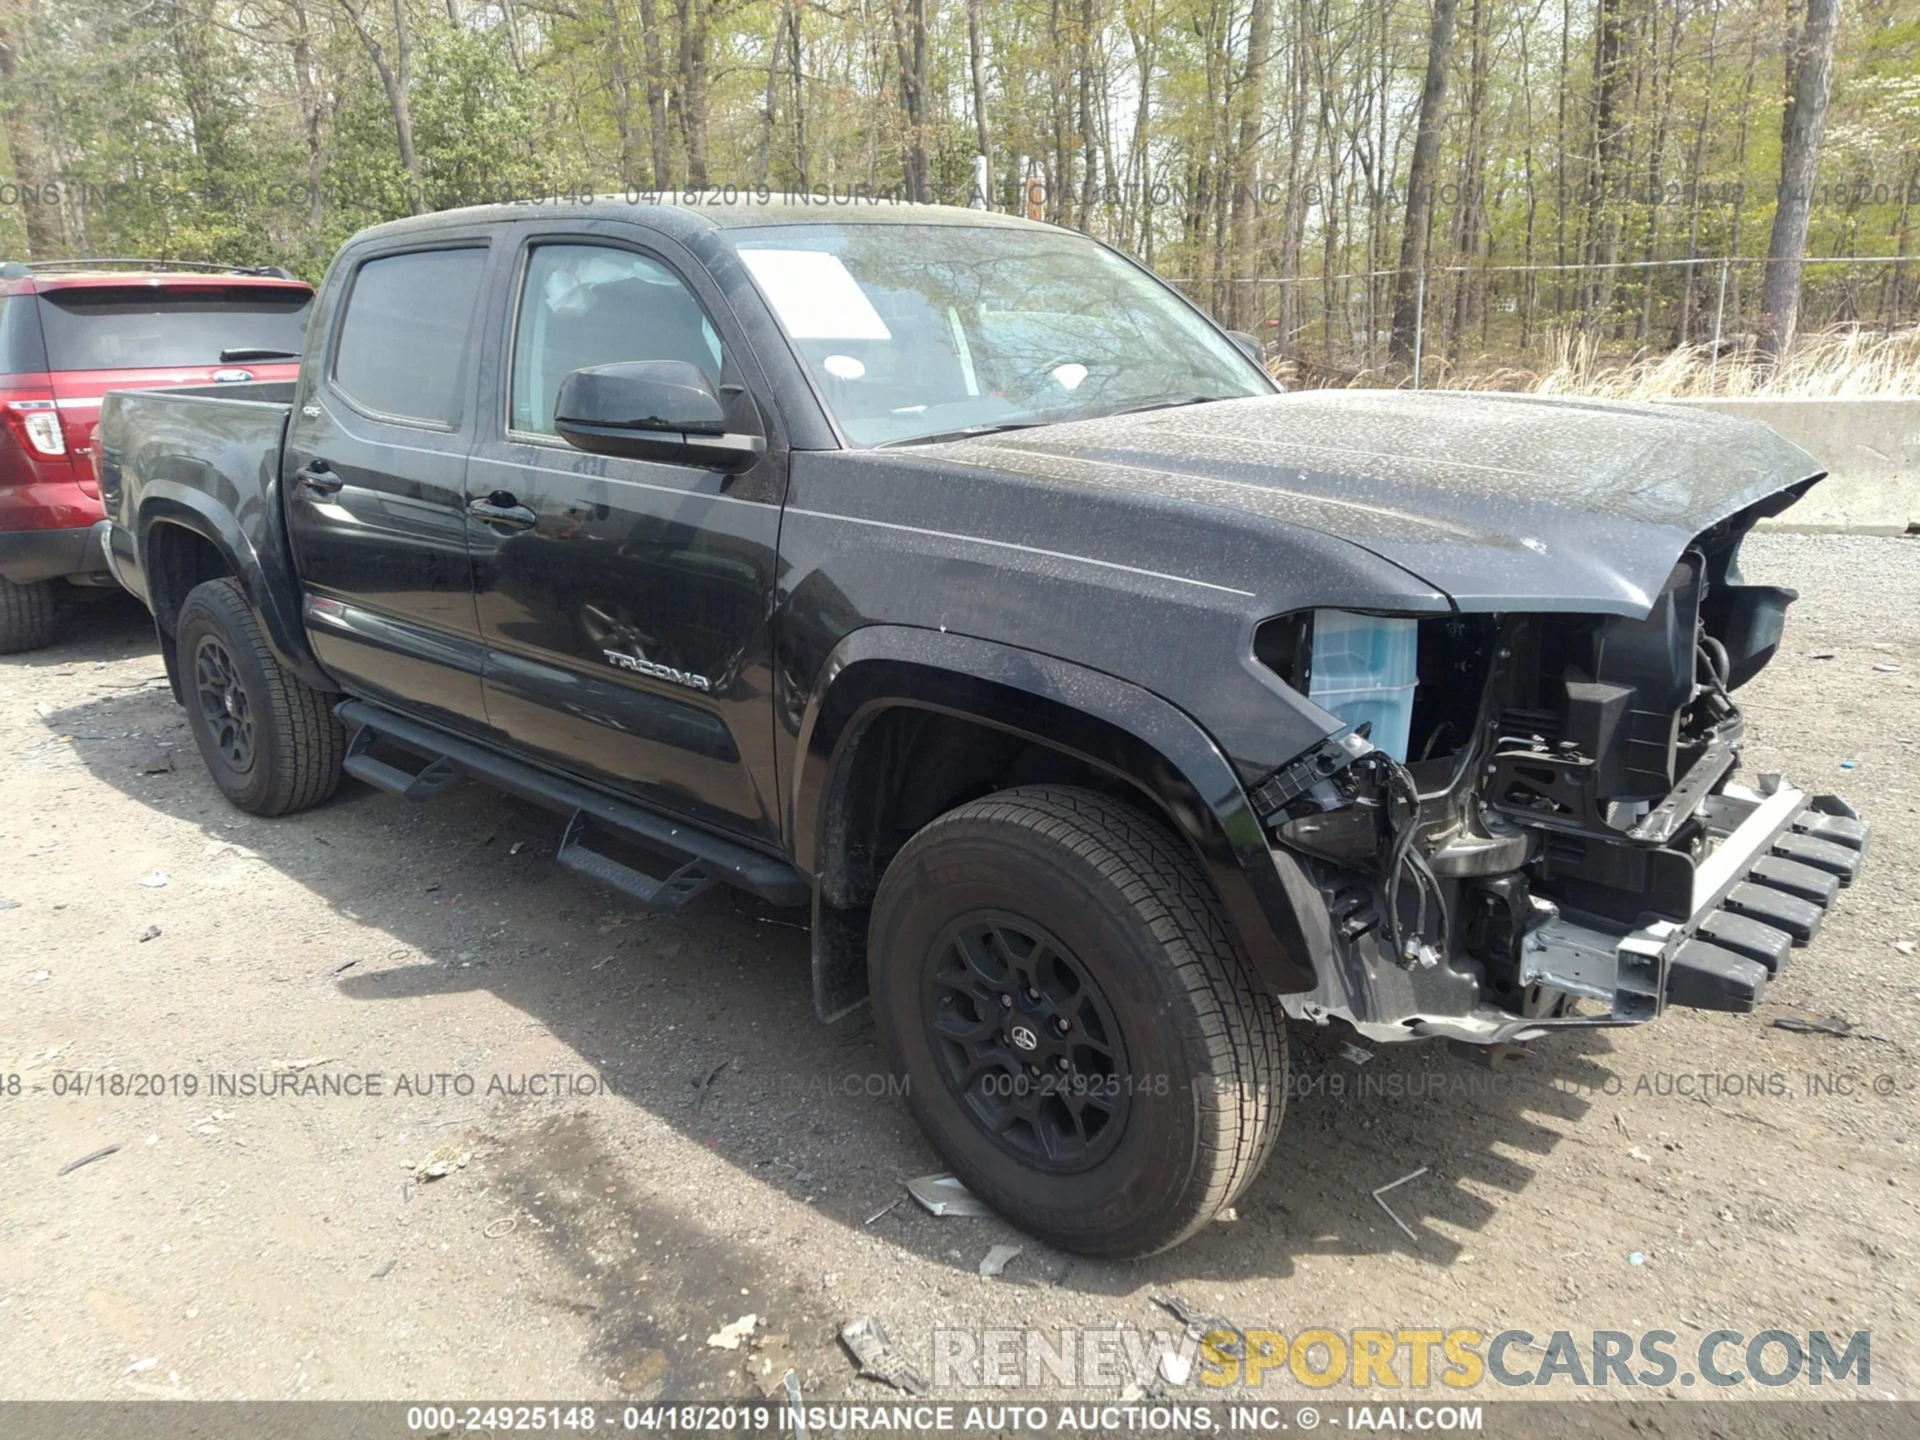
466 231 786 843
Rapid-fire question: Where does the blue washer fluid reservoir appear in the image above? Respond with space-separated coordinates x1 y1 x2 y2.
1308 610 1419 762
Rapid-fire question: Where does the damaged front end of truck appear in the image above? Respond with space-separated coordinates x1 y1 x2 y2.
1252 508 1869 1047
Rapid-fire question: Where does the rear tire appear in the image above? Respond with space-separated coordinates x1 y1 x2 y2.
175 578 345 815
869 784 1288 1256
0 577 60 653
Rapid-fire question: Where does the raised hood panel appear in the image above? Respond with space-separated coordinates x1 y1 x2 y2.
938 391 1824 617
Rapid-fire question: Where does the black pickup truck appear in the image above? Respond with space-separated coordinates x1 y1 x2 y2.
96 199 1867 1256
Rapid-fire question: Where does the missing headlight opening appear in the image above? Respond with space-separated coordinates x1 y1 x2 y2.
1252 526 1868 1047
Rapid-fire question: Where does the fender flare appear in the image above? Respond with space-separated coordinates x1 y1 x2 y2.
138 487 332 692
792 625 1320 999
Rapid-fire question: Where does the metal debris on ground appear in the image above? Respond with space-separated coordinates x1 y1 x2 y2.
412 1144 471 1180
1371 1166 1430 1243
1773 1014 1889 1042
977 1243 1022 1277
783 1370 807 1439
138 871 167 888
862 1197 901 1226
706 1314 757 1351
483 1216 518 1239
1151 1294 1241 1357
1897 941 1916 956
57 1144 120 1176
692 1057 731 1112
838 1315 928 1395
1339 1043 1375 1065
906 1172 992 1218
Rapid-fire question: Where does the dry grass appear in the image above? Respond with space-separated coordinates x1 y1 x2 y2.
1445 324 1920 399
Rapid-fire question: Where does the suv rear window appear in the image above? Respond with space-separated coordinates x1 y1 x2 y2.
35 285 312 371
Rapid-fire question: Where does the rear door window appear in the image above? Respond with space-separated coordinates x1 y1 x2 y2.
35 285 311 370
332 248 488 428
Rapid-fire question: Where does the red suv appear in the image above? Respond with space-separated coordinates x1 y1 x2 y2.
0 261 312 651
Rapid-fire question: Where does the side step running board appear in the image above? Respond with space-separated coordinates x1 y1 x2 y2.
557 812 717 913
345 724 466 800
335 700 808 909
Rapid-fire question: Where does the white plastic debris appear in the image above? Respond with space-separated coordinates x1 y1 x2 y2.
907 1173 992 1218
706 1314 757 1350
977 1243 1022 1277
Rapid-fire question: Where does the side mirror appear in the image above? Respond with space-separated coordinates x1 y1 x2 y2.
1226 330 1263 364
553 360 765 472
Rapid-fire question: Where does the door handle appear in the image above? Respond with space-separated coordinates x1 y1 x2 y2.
295 461 342 498
468 495 538 531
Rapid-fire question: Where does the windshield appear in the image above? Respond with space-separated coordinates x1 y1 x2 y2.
728 223 1269 446
37 285 312 370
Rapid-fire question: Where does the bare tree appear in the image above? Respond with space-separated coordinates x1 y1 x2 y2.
968 0 990 198
338 0 424 211
1759 0 1839 358
0 0 66 255
1389 0 1460 367
636 0 671 188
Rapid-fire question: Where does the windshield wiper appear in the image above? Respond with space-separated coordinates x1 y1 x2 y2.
877 419 1052 448
1091 393 1229 420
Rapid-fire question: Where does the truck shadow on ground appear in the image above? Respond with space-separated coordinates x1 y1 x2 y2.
32 606 1633 1388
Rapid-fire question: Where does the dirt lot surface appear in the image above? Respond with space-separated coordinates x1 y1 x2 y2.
2 534 1915 1427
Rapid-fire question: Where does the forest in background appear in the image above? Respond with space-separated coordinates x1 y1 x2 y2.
0 0 1914 388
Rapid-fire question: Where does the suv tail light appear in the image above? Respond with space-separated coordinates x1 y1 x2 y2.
0 387 67 464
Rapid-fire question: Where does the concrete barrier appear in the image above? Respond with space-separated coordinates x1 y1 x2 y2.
1672 396 1919 534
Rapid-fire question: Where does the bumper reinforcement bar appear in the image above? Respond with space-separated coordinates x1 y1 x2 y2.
1522 782 1869 1024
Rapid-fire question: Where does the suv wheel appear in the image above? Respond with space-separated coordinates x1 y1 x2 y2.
176 578 346 816
0 577 60 653
870 785 1288 1256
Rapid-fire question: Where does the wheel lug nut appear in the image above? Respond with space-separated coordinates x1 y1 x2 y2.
999 994 1013 1009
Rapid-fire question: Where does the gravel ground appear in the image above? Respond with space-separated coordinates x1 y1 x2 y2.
0 532 1914 1429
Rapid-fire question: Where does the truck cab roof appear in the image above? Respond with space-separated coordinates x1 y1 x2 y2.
349 195 1056 248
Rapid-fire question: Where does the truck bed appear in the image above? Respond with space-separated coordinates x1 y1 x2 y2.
98 380 294 529
96 379 312 685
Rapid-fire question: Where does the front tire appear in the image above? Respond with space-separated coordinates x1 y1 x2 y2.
0 577 60 653
175 578 345 815
870 785 1288 1256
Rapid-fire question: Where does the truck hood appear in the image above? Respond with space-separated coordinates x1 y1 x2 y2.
940 391 1824 616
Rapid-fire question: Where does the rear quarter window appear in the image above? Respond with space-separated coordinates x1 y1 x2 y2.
0 291 51 376
35 285 311 371
331 248 488 428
